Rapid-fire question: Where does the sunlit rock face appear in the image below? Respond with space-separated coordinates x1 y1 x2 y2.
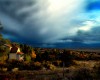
0 0 100 48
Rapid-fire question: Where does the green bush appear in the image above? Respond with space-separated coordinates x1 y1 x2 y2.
25 55 31 62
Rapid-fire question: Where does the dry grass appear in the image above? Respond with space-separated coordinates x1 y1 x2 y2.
73 60 100 68
0 60 100 80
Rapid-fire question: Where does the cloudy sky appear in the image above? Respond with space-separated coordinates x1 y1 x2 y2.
0 0 100 48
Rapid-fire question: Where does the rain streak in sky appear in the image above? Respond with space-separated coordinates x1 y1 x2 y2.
0 0 100 48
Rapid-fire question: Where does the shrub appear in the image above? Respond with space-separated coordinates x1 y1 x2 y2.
34 61 41 66
53 60 62 66
23 61 31 70
2 68 7 72
12 68 19 72
49 64 56 70
25 55 31 62
34 62 42 70
93 62 100 79
74 68 93 80
0 62 6 68
43 61 52 69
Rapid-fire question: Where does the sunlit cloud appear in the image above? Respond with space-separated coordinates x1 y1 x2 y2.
0 0 100 48
78 21 95 31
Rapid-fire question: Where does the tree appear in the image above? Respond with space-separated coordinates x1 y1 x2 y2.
0 21 3 31
0 34 7 46
61 50 74 66
0 34 2 39
0 45 9 62
20 44 33 55
25 54 31 62
31 50 36 60
42 50 50 61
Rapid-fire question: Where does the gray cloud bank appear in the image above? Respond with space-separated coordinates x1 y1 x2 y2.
0 0 100 48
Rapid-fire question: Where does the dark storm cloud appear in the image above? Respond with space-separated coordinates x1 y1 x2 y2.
0 0 46 42
0 0 100 48
59 26 100 45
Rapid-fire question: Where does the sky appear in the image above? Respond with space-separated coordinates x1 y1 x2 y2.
0 0 100 48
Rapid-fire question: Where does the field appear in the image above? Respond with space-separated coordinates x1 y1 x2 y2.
0 60 100 80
